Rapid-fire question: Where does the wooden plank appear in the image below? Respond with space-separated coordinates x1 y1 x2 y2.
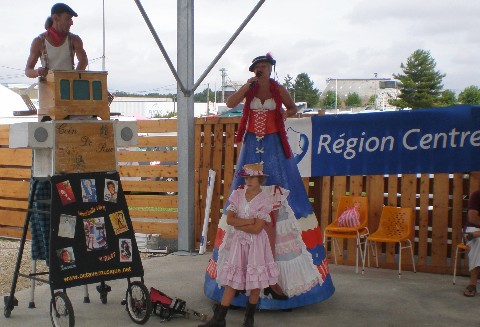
137 119 177 133
118 150 177 163
400 174 417 268
302 177 309 194
0 209 27 224
124 195 177 208
119 165 177 178
0 199 29 210
200 124 214 248
194 116 240 125
430 173 449 270
344 175 363 263
137 136 177 147
349 175 363 196
366 175 384 240
0 228 31 239
121 180 177 193
0 168 31 179
223 123 236 203
129 210 177 220
320 176 331 230
450 173 464 272
194 123 202 247
332 176 347 264
209 123 224 249
0 180 30 198
0 213 27 228
0 148 32 166
384 175 399 266
417 174 430 268
0 125 10 145
131 221 177 239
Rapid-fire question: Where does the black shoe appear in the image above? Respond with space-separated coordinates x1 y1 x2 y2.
264 287 288 300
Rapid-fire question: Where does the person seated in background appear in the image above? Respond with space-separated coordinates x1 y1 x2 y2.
464 186 480 297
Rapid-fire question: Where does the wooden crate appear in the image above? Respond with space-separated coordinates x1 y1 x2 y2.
39 70 110 121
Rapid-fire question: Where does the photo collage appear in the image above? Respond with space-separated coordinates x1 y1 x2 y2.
54 175 133 274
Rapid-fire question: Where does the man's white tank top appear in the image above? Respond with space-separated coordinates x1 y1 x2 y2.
40 37 73 70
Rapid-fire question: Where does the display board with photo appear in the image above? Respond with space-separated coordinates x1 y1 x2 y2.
81 178 97 202
104 179 118 203
58 214 76 239
49 172 143 289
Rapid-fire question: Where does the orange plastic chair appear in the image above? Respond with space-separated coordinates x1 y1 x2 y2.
323 196 369 273
363 206 416 278
453 242 470 285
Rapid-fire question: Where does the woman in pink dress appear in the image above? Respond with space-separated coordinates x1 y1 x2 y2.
200 163 279 327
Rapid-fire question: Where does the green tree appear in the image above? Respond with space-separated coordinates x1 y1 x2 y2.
345 92 362 107
391 49 445 109
438 89 457 106
458 85 480 104
368 95 376 106
293 73 320 107
322 90 341 109
194 87 215 102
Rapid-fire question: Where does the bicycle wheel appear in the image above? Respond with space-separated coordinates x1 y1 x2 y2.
125 281 152 325
50 291 75 327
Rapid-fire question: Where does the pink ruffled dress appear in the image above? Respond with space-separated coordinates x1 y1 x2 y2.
216 188 280 291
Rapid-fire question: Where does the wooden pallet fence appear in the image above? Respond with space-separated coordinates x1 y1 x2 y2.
0 119 179 240
192 116 477 275
0 117 477 275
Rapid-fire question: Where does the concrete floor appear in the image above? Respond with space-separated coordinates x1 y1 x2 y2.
2 252 477 327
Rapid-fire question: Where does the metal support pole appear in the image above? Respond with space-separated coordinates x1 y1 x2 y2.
134 0 188 95
133 0 265 251
177 0 195 251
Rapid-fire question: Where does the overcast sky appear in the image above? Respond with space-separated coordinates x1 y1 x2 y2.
1 0 478 95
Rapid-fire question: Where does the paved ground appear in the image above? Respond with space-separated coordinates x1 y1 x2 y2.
2 252 478 327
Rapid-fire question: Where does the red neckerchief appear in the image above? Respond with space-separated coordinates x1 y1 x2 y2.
46 27 67 46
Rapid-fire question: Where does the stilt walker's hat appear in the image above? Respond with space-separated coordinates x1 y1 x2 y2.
249 53 276 72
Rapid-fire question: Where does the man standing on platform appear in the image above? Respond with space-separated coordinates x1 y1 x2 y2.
25 2 87 78
24 3 88 263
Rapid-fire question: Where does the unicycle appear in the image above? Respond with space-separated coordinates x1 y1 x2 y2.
50 291 75 327
123 280 152 324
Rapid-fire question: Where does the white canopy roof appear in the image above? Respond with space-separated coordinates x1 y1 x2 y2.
0 84 27 116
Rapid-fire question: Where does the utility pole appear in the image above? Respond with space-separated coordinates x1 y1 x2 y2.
102 0 106 71
220 68 226 102
206 83 210 115
335 79 338 114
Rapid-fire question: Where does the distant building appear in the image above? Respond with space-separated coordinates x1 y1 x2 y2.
321 78 401 110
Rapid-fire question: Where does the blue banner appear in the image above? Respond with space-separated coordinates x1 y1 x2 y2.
309 105 480 176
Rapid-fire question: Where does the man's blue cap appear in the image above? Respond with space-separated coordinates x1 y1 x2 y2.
51 3 78 17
